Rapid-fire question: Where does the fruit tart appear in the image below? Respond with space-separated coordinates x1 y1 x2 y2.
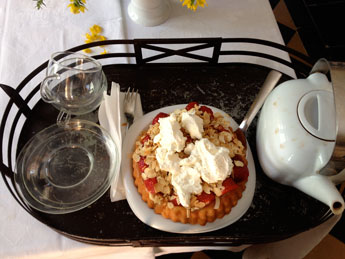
132 102 249 225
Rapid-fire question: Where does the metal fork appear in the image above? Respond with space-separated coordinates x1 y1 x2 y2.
123 87 138 128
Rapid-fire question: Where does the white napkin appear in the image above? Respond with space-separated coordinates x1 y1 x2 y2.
99 82 143 202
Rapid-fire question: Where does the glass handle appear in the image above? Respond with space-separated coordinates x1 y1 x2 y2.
40 74 59 103
57 111 71 126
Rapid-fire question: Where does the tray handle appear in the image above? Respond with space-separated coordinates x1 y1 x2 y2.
0 161 13 178
0 84 32 179
0 84 31 118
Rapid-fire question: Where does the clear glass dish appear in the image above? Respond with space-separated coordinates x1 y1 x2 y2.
15 119 119 214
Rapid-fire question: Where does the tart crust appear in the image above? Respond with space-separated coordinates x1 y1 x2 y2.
133 157 247 226
131 106 249 226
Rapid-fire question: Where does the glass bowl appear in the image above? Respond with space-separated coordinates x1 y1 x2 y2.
15 119 119 214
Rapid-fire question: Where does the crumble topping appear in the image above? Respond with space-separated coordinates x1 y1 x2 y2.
132 103 247 211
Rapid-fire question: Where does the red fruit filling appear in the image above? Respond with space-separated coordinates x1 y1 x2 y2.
221 177 239 195
197 191 215 204
144 177 157 194
185 102 199 111
140 134 150 145
152 112 169 125
233 165 249 183
199 105 214 120
138 156 148 173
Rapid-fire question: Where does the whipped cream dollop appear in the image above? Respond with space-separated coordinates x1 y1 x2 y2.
181 110 204 139
155 147 180 173
171 167 203 207
181 138 233 183
154 108 233 208
154 113 186 152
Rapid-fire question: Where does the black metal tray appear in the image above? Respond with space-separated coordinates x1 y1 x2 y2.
0 38 333 246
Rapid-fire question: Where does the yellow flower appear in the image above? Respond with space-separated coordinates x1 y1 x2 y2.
98 35 107 41
83 48 92 53
90 25 102 35
100 48 108 55
180 0 207 11
84 32 98 43
68 0 87 14
83 24 108 54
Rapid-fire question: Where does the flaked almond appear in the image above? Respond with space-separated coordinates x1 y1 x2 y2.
213 187 223 197
132 153 140 162
190 195 197 205
222 131 233 142
144 167 156 178
167 202 174 209
234 160 244 167
214 112 222 118
195 201 206 209
154 182 164 193
203 183 212 194
142 147 152 156
214 197 220 209
149 193 162 204
163 186 171 195
203 112 211 126
157 176 167 185
219 132 226 143
141 172 148 181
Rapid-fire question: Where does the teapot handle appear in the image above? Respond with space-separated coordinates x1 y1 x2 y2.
329 168 345 185
311 59 345 178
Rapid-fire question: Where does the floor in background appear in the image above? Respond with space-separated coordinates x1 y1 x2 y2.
269 0 308 56
270 0 345 61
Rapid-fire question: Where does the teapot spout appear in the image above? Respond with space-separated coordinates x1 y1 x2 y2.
293 175 344 215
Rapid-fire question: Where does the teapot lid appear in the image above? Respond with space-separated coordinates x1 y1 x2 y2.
297 90 336 141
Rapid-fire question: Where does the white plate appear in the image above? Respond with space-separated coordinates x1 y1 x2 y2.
122 104 256 234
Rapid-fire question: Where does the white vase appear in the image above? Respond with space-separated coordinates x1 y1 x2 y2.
128 0 171 27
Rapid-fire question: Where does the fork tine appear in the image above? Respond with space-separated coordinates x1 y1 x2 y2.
129 88 135 100
131 88 136 98
125 87 133 102
124 87 130 102
123 87 138 128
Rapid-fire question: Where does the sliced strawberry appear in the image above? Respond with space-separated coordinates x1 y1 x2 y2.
197 191 215 204
138 156 148 173
233 165 249 183
216 125 229 132
171 198 179 206
185 102 199 111
144 177 157 194
200 105 214 120
221 177 239 195
234 128 247 149
152 112 169 125
140 134 150 145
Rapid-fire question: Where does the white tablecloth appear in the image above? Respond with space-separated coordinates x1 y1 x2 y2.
123 0 296 78
0 0 340 258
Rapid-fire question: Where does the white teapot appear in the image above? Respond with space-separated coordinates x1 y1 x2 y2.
256 59 345 215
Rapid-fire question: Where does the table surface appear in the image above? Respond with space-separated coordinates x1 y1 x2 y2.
0 0 339 258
